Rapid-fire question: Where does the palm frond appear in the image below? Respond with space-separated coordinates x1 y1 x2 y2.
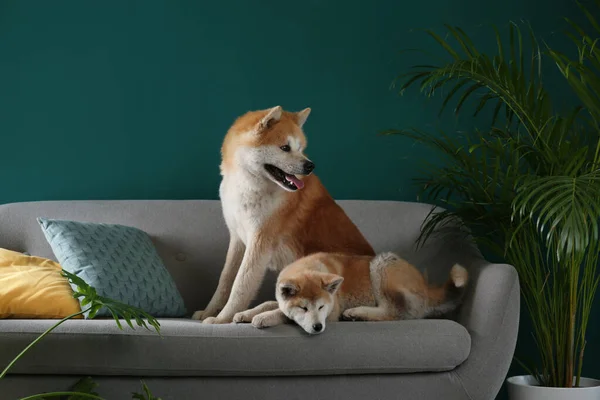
548 7 600 167
513 171 600 258
398 23 557 152
388 9 600 387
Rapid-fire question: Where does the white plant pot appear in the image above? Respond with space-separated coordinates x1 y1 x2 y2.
507 375 600 400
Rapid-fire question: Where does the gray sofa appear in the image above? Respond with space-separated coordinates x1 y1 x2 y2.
0 200 519 400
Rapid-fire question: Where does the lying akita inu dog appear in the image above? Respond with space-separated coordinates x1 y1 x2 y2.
233 252 468 334
192 106 374 324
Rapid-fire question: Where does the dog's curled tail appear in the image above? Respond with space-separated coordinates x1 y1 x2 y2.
426 264 469 318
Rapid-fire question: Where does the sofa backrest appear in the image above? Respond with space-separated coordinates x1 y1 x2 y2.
0 200 481 313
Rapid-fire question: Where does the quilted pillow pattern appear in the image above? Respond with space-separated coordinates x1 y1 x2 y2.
38 218 186 318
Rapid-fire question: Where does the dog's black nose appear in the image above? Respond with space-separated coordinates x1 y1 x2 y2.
312 323 323 332
303 161 315 174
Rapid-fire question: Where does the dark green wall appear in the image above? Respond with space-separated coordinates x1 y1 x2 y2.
0 0 578 204
0 0 597 397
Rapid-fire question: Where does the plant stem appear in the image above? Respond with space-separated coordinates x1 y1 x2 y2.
565 254 577 387
0 307 90 379
576 340 586 387
19 392 105 400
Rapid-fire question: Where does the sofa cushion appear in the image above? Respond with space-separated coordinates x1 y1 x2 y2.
0 248 81 319
0 318 470 376
37 218 187 318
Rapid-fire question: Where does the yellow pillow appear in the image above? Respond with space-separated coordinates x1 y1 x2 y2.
0 248 82 318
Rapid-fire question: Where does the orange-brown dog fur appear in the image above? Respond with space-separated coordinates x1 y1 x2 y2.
234 252 468 334
192 106 374 324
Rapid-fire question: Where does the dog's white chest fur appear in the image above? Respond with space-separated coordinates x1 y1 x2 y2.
220 171 283 244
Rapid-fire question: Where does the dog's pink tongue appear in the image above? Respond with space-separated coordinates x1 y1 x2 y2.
286 174 305 190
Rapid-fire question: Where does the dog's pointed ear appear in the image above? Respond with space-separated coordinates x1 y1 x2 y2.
279 280 299 298
295 107 311 128
321 273 344 294
257 106 283 133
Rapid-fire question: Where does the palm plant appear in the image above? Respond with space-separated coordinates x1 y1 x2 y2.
386 1 600 388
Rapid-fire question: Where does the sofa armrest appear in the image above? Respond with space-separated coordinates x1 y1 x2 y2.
454 261 520 400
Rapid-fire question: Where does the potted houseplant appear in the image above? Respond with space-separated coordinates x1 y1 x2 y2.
386 2 600 399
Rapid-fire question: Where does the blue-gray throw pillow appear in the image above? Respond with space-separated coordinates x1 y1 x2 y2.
37 218 186 318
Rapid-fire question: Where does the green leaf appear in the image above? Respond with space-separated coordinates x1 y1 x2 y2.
131 381 162 400
385 8 600 386
67 377 100 400
513 172 600 257
426 30 461 60
61 270 161 335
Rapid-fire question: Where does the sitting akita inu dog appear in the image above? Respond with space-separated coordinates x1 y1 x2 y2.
193 106 374 324
233 252 468 334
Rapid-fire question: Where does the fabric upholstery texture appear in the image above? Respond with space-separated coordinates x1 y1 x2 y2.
0 200 520 400
2 373 472 400
0 248 81 319
0 318 470 376
37 218 186 318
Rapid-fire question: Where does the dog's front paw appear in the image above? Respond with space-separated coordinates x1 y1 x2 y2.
251 313 274 329
233 311 252 323
342 308 363 321
191 310 206 321
192 307 222 321
192 309 219 321
203 316 232 325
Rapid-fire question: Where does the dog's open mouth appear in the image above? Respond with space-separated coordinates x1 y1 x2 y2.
264 164 305 191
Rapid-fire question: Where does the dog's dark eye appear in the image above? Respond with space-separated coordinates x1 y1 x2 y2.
280 145 291 152
319 305 324 311
300 306 308 312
